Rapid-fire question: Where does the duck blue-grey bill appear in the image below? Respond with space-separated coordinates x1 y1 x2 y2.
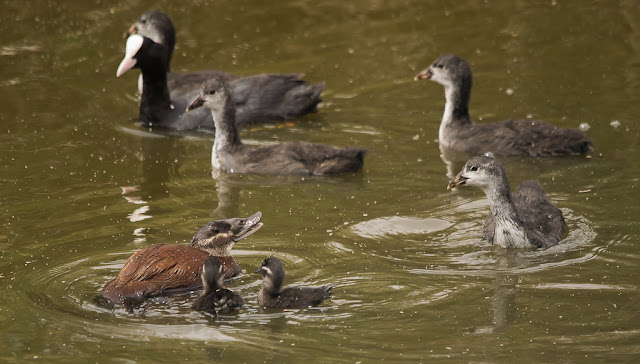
232 212 263 241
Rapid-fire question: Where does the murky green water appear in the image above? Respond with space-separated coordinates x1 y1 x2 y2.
1 0 639 361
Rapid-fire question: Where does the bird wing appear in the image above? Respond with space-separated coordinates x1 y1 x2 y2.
460 120 592 156
102 244 210 299
512 180 566 247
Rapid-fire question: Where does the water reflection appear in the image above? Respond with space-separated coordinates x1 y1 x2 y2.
349 215 453 239
211 170 243 218
476 250 523 334
118 128 190 244
119 129 188 202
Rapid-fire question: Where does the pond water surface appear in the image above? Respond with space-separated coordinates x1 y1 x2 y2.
1 0 639 362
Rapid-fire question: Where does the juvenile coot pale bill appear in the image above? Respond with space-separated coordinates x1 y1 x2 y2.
186 77 367 176
448 153 566 248
415 54 592 156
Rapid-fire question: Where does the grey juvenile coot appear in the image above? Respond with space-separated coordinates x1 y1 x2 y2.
100 212 262 310
447 153 566 248
191 257 245 314
126 10 324 124
186 77 367 176
415 54 593 156
255 257 334 309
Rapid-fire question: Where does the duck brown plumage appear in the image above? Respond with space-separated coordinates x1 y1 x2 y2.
99 212 262 310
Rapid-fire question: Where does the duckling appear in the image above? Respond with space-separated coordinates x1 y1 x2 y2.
186 77 367 175
448 153 565 248
415 54 593 156
191 257 245 314
255 257 334 309
124 10 324 123
100 212 262 310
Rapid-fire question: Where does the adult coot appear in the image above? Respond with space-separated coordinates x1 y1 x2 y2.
125 10 324 124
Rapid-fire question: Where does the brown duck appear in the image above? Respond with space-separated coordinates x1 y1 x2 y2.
100 212 262 309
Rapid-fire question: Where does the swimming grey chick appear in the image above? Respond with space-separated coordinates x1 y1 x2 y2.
448 153 566 248
415 54 592 156
187 77 367 176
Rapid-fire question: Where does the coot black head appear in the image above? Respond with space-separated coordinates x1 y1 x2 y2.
190 211 263 255
116 34 168 77
125 10 176 66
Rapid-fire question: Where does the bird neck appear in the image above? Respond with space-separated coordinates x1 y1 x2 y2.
440 81 472 142
139 67 171 127
201 277 223 294
199 243 233 257
485 181 530 248
211 97 243 168
262 275 283 295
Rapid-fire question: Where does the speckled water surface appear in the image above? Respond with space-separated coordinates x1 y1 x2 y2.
1 0 639 361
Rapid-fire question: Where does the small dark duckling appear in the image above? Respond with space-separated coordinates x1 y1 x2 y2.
448 153 565 248
186 77 367 176
415 54 593 156
100 212 262 310
124 10 324 123
255 257 334 309
191 257 245 314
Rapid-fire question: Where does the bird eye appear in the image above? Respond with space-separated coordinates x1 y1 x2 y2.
140 19 147 24
470 166 478 171
213 227 220 234
208 90 216 95
437 64 444 69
